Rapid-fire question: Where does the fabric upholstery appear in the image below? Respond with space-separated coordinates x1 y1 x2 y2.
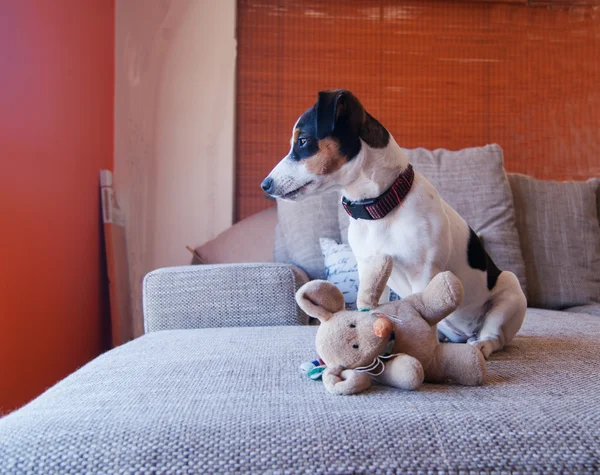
320 237 360 308
509 173 600 309
191 206 277 265
320 237 399 308
1 310 599 473
143 264 309 332
273 223 291 263
276 192 342 279
589 177 600 224
564 304 600 317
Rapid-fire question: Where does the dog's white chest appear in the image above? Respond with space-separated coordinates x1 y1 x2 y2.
347 185 440 265
348 209 430 296
349 217 421 260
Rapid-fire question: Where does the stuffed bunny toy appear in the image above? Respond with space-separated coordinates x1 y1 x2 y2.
296 255 487 395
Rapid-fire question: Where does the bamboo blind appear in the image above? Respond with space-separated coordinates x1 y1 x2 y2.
236 0 600 220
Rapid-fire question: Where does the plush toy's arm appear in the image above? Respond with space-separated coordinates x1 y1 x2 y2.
403 271 464 326
323 367 372 395
356 254 393 310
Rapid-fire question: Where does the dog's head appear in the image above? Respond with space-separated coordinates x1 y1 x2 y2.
260 89 389 201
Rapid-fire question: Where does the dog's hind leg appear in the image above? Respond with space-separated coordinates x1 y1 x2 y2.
468 272 527 359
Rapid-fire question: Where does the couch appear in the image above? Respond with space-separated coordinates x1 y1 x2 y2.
1 145 599 473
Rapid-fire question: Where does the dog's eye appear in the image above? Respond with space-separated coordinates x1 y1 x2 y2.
298 138 307 147
352 344 359 349
349 324 356 328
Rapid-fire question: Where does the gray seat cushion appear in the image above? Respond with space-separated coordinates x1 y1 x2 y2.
509 173 600 309
1 311 599 473
564 304 600 317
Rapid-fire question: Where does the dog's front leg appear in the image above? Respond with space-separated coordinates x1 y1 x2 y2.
356 254 393 310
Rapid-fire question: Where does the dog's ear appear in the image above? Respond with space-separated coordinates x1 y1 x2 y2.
315 89 365 140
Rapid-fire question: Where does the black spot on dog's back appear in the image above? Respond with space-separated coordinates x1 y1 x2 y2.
467 228 501 290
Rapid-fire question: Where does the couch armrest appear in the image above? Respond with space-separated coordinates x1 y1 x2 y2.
143 263 310 332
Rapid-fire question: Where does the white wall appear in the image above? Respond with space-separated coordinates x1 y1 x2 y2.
114 0 236 336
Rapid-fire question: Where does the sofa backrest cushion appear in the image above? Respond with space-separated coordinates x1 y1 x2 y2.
508 173 600 309
276 192 342 279
192 206 277 265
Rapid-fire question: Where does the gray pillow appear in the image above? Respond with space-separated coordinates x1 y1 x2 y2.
509 173 600 309
273 223 291 264
276 192 342 279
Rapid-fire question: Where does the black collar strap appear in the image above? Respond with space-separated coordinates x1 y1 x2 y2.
342 164 415 220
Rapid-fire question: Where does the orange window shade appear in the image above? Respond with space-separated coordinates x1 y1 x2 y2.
235 0 600 221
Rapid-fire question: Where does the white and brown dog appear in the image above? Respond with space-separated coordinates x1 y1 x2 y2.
261 89 527 358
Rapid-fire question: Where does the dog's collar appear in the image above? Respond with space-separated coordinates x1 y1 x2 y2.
342 164 414 220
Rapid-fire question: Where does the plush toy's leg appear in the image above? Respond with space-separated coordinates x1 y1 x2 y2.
376 354 424 391
356 255 393 310
429 343 486 386
468 272 527 359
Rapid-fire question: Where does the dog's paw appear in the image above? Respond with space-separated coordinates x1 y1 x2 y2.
468 338 494 359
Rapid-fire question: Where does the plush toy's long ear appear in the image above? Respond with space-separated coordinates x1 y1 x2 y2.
315 89 365 140
295 280 346 323
409 271 464 326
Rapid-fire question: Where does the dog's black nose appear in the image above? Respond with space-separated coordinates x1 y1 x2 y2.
261 177 274 194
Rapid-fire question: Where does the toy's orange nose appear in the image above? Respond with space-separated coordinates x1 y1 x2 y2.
373 317 393 339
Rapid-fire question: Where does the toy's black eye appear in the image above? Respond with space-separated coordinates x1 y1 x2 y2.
352 344 359 349
349 324 356 328
298 137 307 147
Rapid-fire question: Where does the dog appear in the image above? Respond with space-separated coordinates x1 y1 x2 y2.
261 89 526 358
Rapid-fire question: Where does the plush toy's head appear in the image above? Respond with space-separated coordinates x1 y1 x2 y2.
295 280 394 370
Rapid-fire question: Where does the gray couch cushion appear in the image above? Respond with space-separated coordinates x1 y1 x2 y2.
273 223 291 263
192 207 277 265
565 304 600 317
336 145 527 292
276 192 342 279
1 310 599 473
509 173 600 309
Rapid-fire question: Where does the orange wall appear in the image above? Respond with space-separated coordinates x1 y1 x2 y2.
0 0 115 413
